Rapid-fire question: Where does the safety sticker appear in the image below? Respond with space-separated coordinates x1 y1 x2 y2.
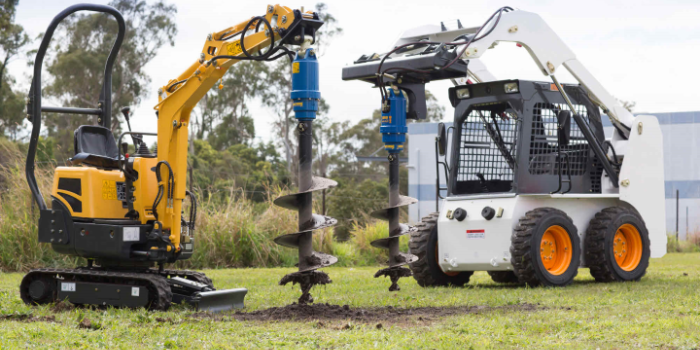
123 227 140 242
227 41 242 56
292 62 300 74
61 282 76 292
102 180 117 200
466 229 485 239
131 287 140 297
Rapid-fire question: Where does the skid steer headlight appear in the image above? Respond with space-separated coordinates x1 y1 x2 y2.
504 82 519 94
456 88 470 99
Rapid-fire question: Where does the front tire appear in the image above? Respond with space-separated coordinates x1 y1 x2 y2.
511 208 581 287
585 207 650 282
409 213 473 287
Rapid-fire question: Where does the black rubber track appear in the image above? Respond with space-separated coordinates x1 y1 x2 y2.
487 271 520 284
584 206 650 282
20 268 173 311
409 212 473 287
510 207 580 287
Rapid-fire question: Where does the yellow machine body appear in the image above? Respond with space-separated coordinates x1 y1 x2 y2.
52 157 158 224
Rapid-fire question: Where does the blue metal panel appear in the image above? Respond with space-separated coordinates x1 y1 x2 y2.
291 49 320 121
381 89 408 154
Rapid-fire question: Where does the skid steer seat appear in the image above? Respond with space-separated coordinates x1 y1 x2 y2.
69 125 121 169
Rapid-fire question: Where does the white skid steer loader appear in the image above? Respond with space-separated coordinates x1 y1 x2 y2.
347 7 665 287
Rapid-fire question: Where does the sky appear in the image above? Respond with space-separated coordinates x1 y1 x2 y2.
7 0 700 144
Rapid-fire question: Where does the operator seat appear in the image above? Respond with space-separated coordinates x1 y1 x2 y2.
69 125 121 169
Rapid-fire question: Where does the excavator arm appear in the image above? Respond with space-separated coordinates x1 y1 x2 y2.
151 4 322 252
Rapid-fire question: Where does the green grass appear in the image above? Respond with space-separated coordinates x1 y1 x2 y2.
1 254 700 349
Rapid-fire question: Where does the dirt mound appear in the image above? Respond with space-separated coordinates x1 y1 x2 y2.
192 302 543 326
51 301 74 312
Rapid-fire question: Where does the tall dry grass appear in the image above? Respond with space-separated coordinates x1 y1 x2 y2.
667 232 700 253
0 140 77 271
0 140 392 272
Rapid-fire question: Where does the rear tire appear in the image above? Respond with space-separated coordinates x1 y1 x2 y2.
409 212 473 287
585 207 650 282
510 208 580 287
487 271 520 284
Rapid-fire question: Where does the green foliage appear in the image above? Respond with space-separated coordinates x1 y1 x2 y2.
190 139 288 202
346 221 410 265
0 0 29 140
193 61 268 148
327 178 387 239
40 0 177 160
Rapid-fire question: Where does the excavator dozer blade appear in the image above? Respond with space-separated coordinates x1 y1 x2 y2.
195 288 248 312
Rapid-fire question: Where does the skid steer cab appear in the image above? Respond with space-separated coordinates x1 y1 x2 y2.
414 79 666 287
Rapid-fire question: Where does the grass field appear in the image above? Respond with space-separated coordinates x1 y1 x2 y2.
0 253 699 349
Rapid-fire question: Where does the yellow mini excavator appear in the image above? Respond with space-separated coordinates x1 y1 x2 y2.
22 3 324 311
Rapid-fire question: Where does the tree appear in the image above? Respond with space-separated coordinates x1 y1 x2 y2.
39 0 176 160
423 90 446 122
191 61 267 150
0 0 30 140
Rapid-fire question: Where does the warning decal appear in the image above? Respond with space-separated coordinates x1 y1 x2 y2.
102 180 126 200
292 62 300 74
466 229 485 239
227 41 242 56
102 180 117 200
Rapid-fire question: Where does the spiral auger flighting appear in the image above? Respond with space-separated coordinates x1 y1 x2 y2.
372 86 419 291
371 154 419 291
273 45 337 304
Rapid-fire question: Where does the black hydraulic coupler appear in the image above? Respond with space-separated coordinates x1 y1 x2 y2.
274 47 337 304
371 86 418 291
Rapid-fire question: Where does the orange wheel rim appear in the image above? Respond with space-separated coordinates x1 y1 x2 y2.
613 223 642 271
435 243 459 276
539 225 572 276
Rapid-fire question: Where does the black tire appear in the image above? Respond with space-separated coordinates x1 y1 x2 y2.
487 271 520 284
585 207 650 282
409 212 473 287
510 208 581 287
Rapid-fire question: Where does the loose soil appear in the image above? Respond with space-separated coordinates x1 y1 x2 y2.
189 302 546 326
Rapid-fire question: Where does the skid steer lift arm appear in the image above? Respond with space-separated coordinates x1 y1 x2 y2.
392 9 635 139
